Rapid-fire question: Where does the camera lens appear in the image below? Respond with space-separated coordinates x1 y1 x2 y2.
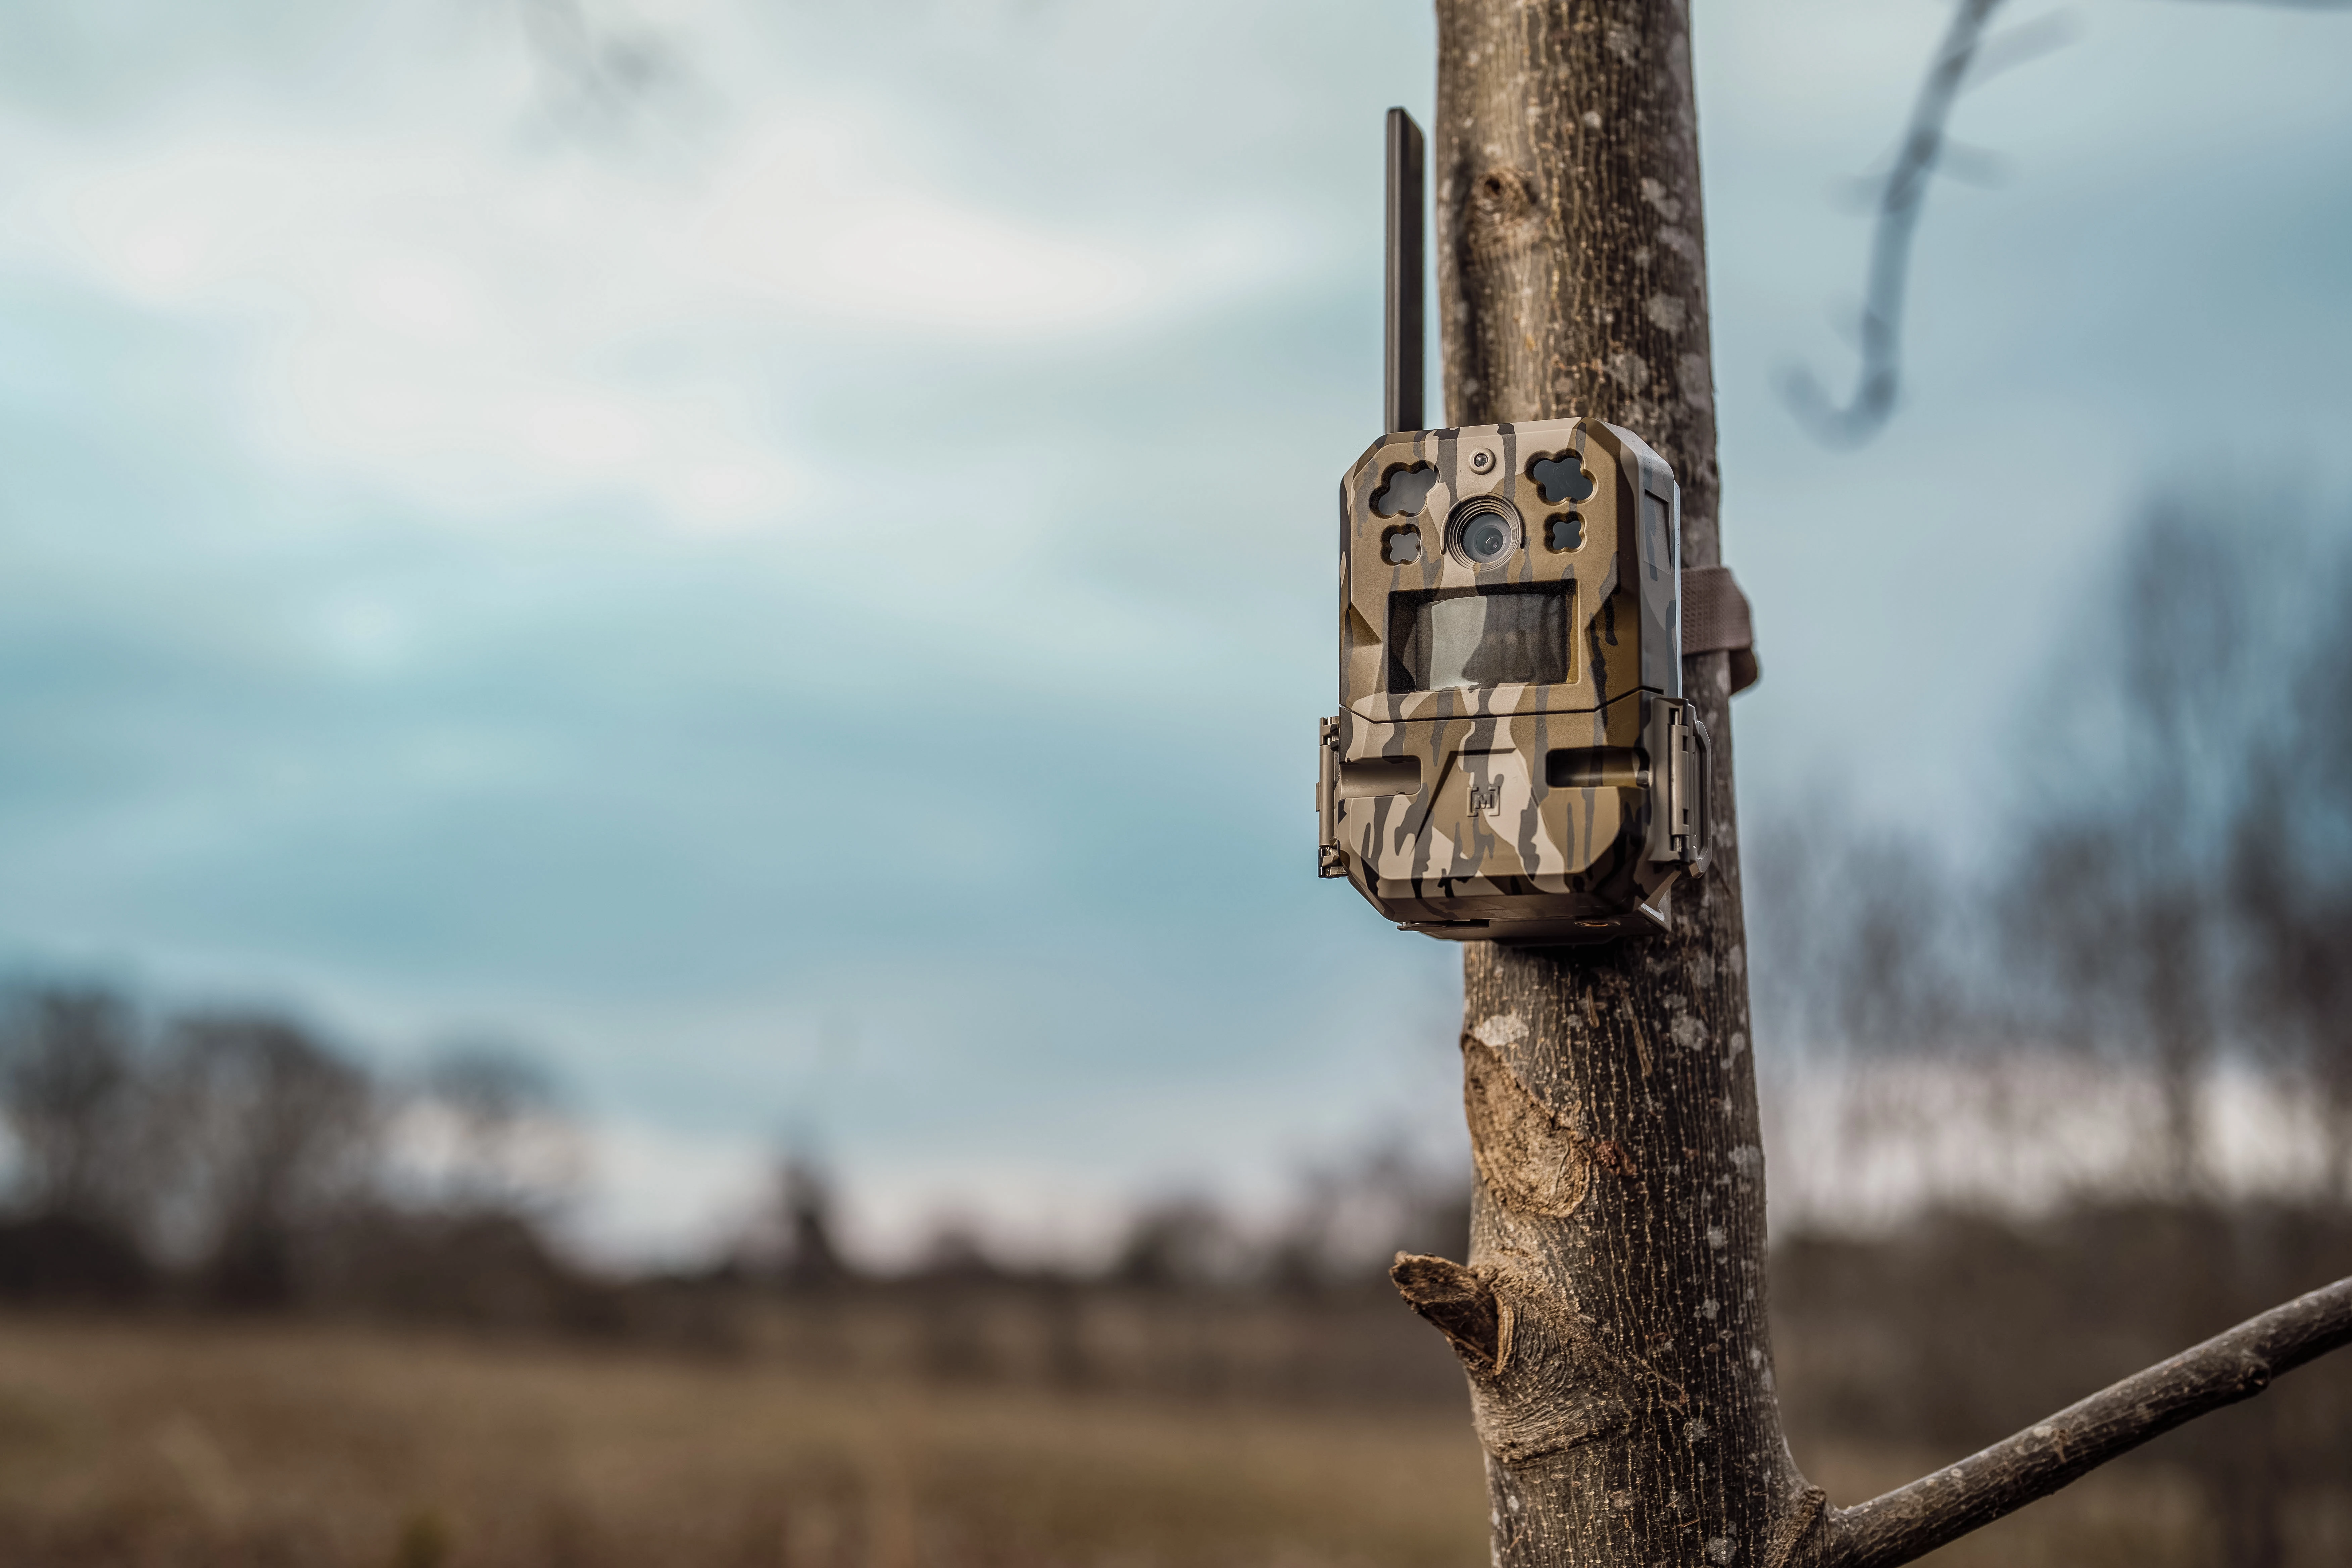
1447 497 1522 569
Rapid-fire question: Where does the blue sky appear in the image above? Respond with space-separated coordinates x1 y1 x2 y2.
1 0 2348 1261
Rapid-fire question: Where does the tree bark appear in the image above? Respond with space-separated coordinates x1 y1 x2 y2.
1411 4 1807 1565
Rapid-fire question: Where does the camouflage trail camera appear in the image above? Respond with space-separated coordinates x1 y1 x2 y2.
1315 110 1747 945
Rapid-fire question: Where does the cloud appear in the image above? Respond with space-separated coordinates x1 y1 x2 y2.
2 11 1316 540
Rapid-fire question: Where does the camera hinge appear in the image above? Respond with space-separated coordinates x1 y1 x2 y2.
1317 716 1347 877
1665 701 1712 878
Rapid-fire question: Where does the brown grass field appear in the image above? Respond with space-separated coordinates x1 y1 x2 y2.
0 1313 1487 1568
0 1310 2329 1568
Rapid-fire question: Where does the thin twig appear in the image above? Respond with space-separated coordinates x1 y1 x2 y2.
1786 0 2352 448
1781 0 2008 447
1815 1275 2352 1567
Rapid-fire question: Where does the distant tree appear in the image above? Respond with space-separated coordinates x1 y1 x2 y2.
0 985 152 1227
158 1011 378 1308
2229 540 2352 1202
734 1155 850 1289
0 984 160 1296
1110 1195 1245 1291
1997 507 2255 1192
1266 1140 1471 1294
411 1040 581 1221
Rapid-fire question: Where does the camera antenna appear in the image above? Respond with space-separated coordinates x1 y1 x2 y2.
1384 107 1425 436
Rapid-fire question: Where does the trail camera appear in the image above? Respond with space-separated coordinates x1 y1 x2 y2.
1316 110 1727 944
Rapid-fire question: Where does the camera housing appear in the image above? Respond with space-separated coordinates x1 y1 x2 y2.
1317 419 1709 943
1313 107 1711 945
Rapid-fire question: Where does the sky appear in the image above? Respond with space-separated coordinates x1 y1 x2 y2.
0 0 2347 1263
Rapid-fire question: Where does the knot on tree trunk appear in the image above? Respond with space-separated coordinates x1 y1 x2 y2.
1391 1251 1634 1464
1463 1034 1604 1218
1390 1253 1509 1372
1464 164 1544 263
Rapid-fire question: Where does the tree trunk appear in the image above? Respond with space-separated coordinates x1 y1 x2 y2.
1415 3 1814 1563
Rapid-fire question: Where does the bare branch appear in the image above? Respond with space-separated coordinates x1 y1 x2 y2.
1781 0 2010 447
1964 10 2082 89
1785 0 2347 448
1390 1252 1505 1372
1812 1275 2352 1567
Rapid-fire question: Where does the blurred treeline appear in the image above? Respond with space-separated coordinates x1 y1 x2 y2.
1750 489 2352 1202
1747 490 2352 1563
0 988 601 1326
0 976 1478 1403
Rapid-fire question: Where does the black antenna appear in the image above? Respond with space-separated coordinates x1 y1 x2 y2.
1384 107 1425 435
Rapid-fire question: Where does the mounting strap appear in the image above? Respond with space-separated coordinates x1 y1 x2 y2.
1680 565 1760 695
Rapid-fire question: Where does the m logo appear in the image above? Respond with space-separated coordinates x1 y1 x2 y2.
1467 777 1504 817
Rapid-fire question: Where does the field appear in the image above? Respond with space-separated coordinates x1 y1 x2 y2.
0 1313 1488 1568
0 1305 2334 1568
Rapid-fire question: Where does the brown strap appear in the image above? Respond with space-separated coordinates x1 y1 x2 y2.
1680 564 1760 694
